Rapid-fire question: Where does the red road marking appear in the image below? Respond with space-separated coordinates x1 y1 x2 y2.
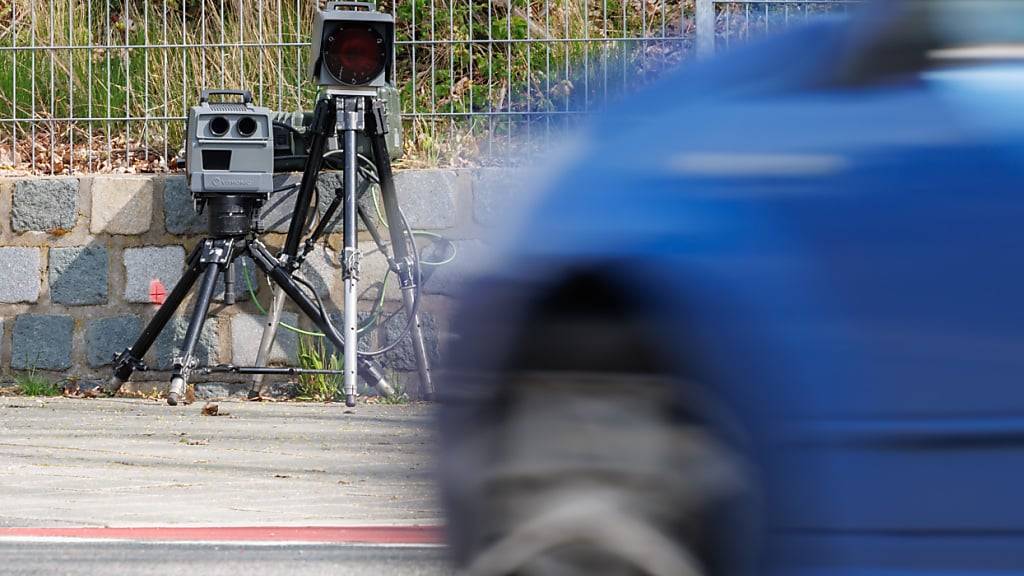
0 526 443 545
149 279 167 305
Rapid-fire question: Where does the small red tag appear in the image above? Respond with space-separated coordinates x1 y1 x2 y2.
149 279 167 305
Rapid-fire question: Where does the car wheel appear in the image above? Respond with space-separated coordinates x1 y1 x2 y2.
464 365 754 576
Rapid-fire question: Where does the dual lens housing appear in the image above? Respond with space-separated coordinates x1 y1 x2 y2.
208 115 260 138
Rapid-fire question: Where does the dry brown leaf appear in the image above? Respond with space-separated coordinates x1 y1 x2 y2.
201 402 229 416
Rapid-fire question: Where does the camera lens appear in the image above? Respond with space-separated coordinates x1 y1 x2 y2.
209 116 230 137
237 116 258 137
322 25 386 86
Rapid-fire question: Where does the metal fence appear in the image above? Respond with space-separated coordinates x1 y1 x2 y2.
0 0 858 174
697 0 860 57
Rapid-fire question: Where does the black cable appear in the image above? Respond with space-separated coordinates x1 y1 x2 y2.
291 273 345 346
274 182 299 194
273 121 303 135
356 205 422 357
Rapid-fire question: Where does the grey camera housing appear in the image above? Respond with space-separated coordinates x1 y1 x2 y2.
309 1 394 93
185 90 275 198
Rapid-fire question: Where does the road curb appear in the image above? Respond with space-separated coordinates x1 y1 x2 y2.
0 526 444 546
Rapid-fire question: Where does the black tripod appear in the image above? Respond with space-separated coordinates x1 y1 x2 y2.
105 92 434 406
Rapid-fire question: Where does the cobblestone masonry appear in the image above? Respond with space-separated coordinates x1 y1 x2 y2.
0 170 509 398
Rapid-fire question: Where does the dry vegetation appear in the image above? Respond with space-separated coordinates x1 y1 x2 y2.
0 0 699 173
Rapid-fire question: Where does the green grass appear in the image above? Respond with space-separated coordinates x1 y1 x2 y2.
295 334 342 402
375 377 409 404
0 0 691 167
13 369 60 397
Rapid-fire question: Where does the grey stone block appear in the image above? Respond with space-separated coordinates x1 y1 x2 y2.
393 170 458 230
11 178 78 232
124 246 185 303
325 310 375 360
11 314 74 370
152 316 219 371
387 370 431 400
49 246 108 306
358 241 401 302
381 309 440 373
0 247 41 303
420 239 489 297
194 382 248 400
473 168 522 227
163 176 206 235
86 315 142 367
90 177 154 234
231 311 299 365
195 380 295 400
260 173 377 233
295 246 340 297
213 255 256 303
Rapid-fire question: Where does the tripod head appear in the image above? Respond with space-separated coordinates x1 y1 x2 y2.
269 83 404 172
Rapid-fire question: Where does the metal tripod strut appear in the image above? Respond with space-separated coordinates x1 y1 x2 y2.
105 95 396 406
367 101 436 401
338 96 364 407
248 92 435 402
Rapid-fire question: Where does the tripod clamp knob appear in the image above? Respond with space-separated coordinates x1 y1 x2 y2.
342 247 363 281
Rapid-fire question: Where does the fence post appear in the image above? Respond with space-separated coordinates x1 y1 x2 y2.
695 0 714 59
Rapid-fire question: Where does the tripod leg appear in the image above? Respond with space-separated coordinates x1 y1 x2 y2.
248 240 394 406
340 104 361 407
401 290 434 399
106 243 205 395
368 123 436 400
167 261 221 406
248 284 286 399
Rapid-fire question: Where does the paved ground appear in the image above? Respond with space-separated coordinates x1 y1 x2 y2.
0 541 452 576
0 397 441 528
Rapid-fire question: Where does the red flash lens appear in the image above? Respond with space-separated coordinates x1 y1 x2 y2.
322 25 386 86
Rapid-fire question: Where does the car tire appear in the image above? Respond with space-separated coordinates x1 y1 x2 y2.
452 309 756 576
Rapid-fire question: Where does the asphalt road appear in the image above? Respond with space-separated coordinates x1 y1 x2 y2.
0 541 453 576
0 397 440 527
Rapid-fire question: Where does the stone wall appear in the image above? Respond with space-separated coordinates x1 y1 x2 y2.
0 170 506 398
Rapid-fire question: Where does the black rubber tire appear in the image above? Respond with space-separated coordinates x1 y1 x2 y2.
450 309 754 576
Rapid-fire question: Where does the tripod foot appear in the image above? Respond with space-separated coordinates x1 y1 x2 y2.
167 377 186 406
345 394 357 407
103 376 124 397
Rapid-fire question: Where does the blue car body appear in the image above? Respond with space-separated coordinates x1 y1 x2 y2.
441 12 1024 576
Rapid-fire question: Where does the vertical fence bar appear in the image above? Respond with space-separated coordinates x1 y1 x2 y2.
68 0 74 174
10 0 17 169
696 0 714 59
162 0 170 166
30 0 37 171
48 0 55 173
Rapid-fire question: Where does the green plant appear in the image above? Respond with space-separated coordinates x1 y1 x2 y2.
295 335 342 402
0 0 691 170
375 378 410 405
14 368 60 397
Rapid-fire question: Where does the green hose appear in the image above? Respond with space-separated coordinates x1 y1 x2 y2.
240 259 390 338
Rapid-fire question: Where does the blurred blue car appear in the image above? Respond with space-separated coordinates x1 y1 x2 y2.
440 2 1024 575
